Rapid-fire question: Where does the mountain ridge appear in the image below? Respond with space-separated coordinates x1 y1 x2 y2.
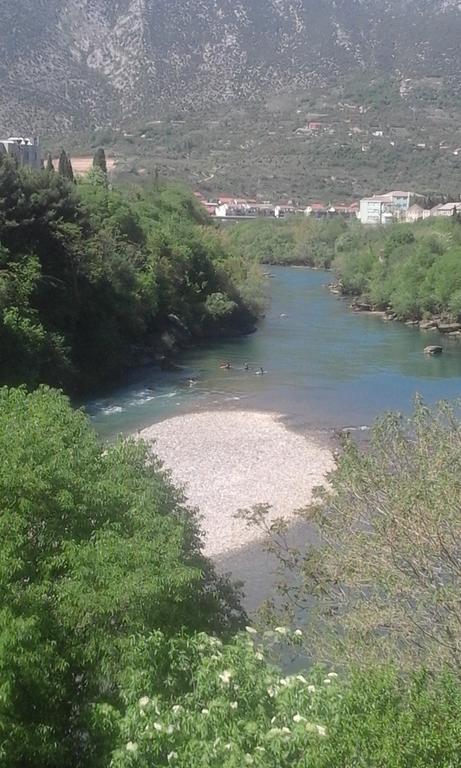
1 0 460 133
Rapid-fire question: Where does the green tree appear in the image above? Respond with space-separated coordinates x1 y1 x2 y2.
107 630 461 768
248 399 461 673
93 147 107 175
0 158 264 392
0 386 243 767
45 152 55 172
58 148 74 182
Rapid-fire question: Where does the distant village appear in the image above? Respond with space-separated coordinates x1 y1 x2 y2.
195 189 461 225
2 135 459 227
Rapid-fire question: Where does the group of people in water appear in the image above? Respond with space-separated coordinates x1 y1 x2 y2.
219 361 266 375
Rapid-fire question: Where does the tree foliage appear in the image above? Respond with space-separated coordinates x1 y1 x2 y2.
223 217 348 268
0 156 265 392
107 630 461 768
0 386 243 767
93 147 107 175
247 399 461 673
333 217 461 319
58 148 74 182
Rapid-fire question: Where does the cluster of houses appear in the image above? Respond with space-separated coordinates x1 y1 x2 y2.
0 136 41 169
358 190 461 225
2 138 458 227
194 193 359 220
196 190 461 225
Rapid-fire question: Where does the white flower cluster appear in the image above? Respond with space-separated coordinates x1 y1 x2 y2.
218 669 233 685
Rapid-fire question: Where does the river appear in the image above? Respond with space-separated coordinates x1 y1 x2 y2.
86 266 461 615
88 266 461 441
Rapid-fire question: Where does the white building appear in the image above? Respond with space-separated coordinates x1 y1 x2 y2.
359 190 426 225
214 203 229 217
0 136 41 168
359 195 394 225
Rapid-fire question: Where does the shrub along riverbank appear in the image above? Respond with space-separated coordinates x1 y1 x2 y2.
222 217 347 268
0 157 266 393
333 216 461 325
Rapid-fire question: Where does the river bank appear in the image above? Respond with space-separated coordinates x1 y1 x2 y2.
328 283 461 339
140 410 333 558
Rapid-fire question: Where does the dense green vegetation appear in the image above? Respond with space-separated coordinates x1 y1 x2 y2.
0 155 265 392
0 386 242 767
3 388 461 767
112 638 461 768
225 214 461 321
3 166 461 766
333 216 461 320
223 217 347 268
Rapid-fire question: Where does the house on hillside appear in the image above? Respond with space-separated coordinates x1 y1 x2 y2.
359 195 394 225
215 203 229 217
0 136 41 168
304 203 327 217
405 204 430 222
431 202 460 217
334 202 360 219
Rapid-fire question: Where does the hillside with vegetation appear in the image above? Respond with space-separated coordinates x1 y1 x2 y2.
0 155 265 393
2 2 461 199
51 74 461 203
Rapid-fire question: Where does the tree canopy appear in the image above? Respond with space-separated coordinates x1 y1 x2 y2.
0 386 242 767
0 156 265 392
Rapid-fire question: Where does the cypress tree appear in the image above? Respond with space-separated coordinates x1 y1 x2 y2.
93 147 107 175
58 149 74 182
67 155 75 183
45 153 55 172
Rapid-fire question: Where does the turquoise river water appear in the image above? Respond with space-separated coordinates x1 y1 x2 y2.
88 266 461 440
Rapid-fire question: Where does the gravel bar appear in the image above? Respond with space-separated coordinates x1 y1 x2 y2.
140 410 333 558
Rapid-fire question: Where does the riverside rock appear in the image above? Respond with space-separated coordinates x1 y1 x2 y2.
351 301 372 312
437 323 461 333
424 345 443 355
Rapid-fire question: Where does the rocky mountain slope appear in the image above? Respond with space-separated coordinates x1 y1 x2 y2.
1 0 460 133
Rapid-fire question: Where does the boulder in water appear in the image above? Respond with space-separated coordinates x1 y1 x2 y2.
424 345 443 355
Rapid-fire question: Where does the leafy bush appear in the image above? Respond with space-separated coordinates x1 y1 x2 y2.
0 386 242 767
108 630 461 768
248 400 461 673
332 217 461 320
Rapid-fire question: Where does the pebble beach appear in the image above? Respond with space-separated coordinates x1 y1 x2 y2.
140 410 334 558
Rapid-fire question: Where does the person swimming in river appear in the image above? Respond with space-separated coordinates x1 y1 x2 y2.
256 366 265 375
220 362 231 369
243 362 249 371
